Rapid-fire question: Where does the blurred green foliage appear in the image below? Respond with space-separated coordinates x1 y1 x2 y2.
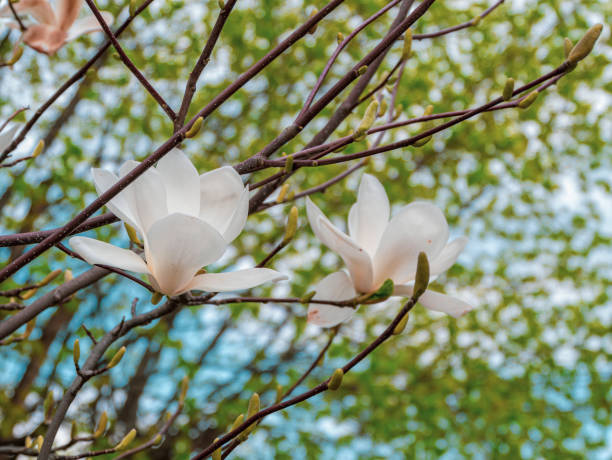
0 0 610 458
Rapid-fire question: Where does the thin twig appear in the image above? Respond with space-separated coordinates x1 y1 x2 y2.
193 294 420 459
174 0 239 130
83 0 176 120
0 0 156 162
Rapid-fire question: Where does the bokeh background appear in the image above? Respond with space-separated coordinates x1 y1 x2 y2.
1 0 611 458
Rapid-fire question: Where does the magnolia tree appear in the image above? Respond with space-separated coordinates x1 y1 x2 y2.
0 0 609 458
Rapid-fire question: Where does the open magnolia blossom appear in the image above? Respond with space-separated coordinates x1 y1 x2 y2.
0 124 18 151
69 148 286 296
1 0 113 55
306 174 473 327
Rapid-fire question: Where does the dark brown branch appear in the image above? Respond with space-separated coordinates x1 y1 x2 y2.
193 295 419 459
39 300 181 458
265 62 572 169
281 327 339 400
0 213 118 248
0 267 109 341
0 0 347 284
257 159 368 211
174 0 238 131
298 0 402 117
0 0 155 162
83 0 176 120
7 0 26 31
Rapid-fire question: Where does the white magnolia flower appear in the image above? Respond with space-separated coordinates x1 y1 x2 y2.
1 0 113 55
306 174 473 327
0 124 18 152
69 148 286 296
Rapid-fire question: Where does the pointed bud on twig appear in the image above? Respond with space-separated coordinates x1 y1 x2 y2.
283 206 299 243
31 139 44 158
25 436 32 448
284 155 294 173
151 292 163 305
563 38 572 59
94 411 107 438
23 319 35 339
316 354 325 366
124 223 140 245
413 136 431 147
336 32 344 45
328 368 344 390
107 346 126 369
73 339 80 368
218 0 225 9
70 421 77 439
355 100 378 140
114 428 136 451
64 269 73 283
179 376 189 406
393 313 409 335
8 45 24 65
365 279 394 302
21 288 37 300
471 15 481 26
357 65 368 76
300 290 316 304
43 392 54 419
247 393 260 418
39 269 62 286
392 104 402 121
412 252 430 300
212 439 222 460
568 24 602 64
153 434 163 445
424 105 433 117
378 98 388 118
185 117 203 138
277 184 289 204
231 414 244 431
275 384 283 403
518 90 538 109
402 28 412 60
503 77 514 101
308 9 319 34
129 0 138 16
35 435 43 451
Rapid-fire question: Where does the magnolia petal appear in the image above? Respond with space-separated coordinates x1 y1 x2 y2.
183 268 286 293
146 213 226 296
418 289 473 318
199 166 245 234
119 160 168 233
0 0 57 25
308 271 357 327
317 217 374 293
352 174 390 256
92 168 140 232
221 186 249 243
373 201 449 286
66 12 113 41
394 285 472 318
305 197 351 253
347 203 358 240
156 148 200 216
69 236 149 273
0 125 18 151
430 237 468 276
57 0 82 31
22 24 66 55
